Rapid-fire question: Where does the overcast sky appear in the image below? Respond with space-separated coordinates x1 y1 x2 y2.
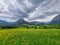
0 0 60 22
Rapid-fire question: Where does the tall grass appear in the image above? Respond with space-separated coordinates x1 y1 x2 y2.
0 29 60 45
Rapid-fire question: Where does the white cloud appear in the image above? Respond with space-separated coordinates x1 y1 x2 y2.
8 0 25 12
24 14 58 22
23 0 33 8
27 0 60 21
0 0 9 12
0 17 17 22
0 0 60 23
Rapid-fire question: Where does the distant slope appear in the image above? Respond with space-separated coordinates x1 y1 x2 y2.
0 20 18 27
50 15 60 24
0 20 9 26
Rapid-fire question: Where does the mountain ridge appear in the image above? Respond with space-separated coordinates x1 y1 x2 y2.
0 15 60 27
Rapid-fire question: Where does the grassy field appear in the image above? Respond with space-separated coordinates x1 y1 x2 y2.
0 28 60 45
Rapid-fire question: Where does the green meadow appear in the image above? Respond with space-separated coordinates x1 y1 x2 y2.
0 28 60 45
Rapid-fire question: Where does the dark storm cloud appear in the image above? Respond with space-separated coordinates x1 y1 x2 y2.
0 0 60 22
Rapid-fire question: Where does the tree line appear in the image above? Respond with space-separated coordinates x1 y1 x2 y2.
0 24 60 29
19 24 60 29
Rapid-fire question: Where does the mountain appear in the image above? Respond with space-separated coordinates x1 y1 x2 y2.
0 20 18 27
16 15 60 24
0 20 9 26
0 15 60 27
50 15 60 24
16 19 30 25
16 19 47 25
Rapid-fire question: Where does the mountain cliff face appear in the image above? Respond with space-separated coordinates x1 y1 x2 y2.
50 15 60 24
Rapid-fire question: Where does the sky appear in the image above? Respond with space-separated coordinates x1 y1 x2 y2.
0 0 60 22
